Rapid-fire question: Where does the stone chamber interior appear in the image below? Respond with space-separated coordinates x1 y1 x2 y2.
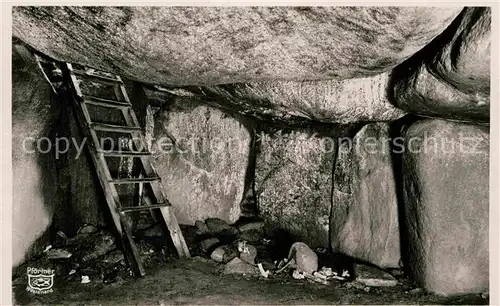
10 6 491 305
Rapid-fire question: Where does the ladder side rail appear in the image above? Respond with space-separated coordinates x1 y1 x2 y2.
66 64 146 276
117 82 191 258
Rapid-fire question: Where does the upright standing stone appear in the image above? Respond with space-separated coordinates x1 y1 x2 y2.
402 119 489 295
255 129 336 247
12 44 59 266
331 123 400 268
153 98 251 225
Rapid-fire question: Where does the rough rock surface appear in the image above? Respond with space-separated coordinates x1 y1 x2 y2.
255 128 336 248
182 73 406 124
194 220 210 235
205 217 232 234
13 7 461 85
392 8 490 123
402 119 489 295
12 44 59 266
331 123 401 268
153 98 251 225
222 257 257 276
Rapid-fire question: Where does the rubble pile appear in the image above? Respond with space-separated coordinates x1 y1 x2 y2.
187 218 406 291
14 216 411 294
13 221 168 287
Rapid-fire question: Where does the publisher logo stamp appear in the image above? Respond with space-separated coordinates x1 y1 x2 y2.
26 267 54 294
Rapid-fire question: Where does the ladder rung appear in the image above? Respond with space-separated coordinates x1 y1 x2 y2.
64 60 191 277
91 123 141 133
109 177 161 184
99 150 152 157
72 69 123 84
119 203 171 213
84 96 131 108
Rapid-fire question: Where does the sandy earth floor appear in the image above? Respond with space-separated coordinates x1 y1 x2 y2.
13 256 488 305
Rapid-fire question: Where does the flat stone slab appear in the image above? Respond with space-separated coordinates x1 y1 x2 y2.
222 257 258 276
354 264 398 287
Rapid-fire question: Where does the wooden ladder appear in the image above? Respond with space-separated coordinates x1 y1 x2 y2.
63 62 190 277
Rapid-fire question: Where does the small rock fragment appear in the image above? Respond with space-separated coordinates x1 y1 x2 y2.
46 248 72 259
77 224 98 235
292 269 305 280
81 275 90 284
81 232 116 263
237 241 257 265
205 218 231 234
54 231 68 247
407 287 423 294
200 238 220 253
210 245 237 263
102 249 126 265
237 221 264 232
195 220 209 235
288 242 318 274
354 263 398 287
222 257 257 275
239 229 263 243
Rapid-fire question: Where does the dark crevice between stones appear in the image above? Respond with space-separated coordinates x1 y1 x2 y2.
387 113 421 276
326 124 365 278
145 82 263 224
238 128 260 220
328 136 340 255
51 90 79 237
52 75 112 235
